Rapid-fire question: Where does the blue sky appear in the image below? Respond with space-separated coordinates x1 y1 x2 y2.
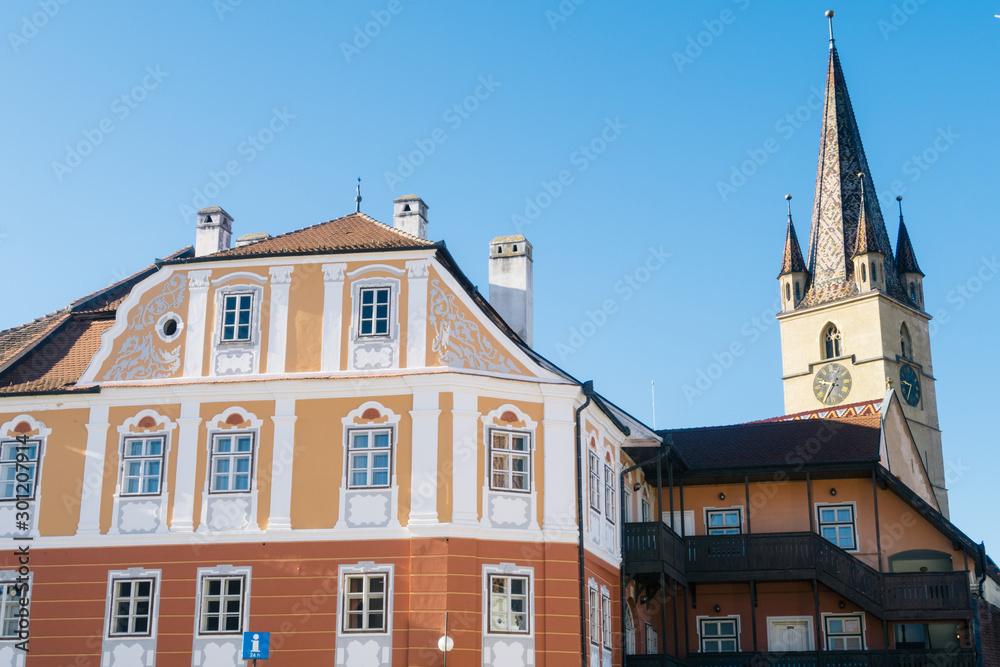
2 2 998 548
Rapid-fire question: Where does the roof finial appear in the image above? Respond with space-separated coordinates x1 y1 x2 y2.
826 10 835 47
785 193 793 220
355 177 362 214
896 195 904 222
857 171 865 200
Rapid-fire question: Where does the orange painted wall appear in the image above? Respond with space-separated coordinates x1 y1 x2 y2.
284 261 324 373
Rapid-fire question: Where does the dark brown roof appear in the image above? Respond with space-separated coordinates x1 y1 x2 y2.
209 213 434 257
895 216 923 276
779 216 808 276
0 320 113 394
662 415 881 470
0 311 69 367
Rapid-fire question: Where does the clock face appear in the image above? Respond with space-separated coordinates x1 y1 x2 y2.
813 363 852 405
899 364 921 407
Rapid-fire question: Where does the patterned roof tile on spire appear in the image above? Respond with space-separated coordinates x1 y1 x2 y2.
852 188 881 257
779 216 808 276
800 45 907 307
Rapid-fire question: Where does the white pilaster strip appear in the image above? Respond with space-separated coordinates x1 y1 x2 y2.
405 259 430 368
170 402 202 533
266 266 294 374
75 404 110 535
408 390 440 526
452 392 480 526
267 398 297 531
183 270 212 377
540 386 580 539
321 263 347 372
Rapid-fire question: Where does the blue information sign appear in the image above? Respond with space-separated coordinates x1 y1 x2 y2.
242 631 270 660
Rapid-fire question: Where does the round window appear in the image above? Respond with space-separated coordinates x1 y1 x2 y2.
156 312 184 342
162 318 178 337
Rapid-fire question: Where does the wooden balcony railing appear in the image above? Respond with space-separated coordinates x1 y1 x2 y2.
675 648 977 667
622 524 973 619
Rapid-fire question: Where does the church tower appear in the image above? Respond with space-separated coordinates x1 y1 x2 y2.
776 13 948 515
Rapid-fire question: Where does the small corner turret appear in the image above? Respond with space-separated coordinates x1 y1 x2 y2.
895 196 925 310
851 174 885 294
778 194 809 312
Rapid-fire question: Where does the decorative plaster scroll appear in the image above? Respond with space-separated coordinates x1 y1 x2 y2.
354 346 393 369
323 263 347 282
103 274 187 381
269 265 293 284
345 639 381 667
347 494 390 526
119 501 159 533
429 279 519 373
405 259 429 278
216 351 254 375
188 270 212 289
490 496 528 526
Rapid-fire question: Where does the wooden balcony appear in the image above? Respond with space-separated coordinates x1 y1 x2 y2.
622 525 973 620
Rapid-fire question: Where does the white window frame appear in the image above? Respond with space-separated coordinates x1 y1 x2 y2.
338 562 394 638
110 410 177 536
588 451 601 512
663 510 696 537
698 615 741 653
349 275 401 344
483 564 534 639
601 590 613 648
816 502 859 552
624 486 633 522
588 582 600 645
105 568 162 639
823 613 866 651
0 580 24 640
357 286 392 338
0 438 40 502
209 431 256 494
342 572 389 633
218 290 256 343
199 408 263 533
119 436 166 496
488 573 531 635
604 464 616 523
489 428 532 493
480 405 540 531
0 415 51 538
195 568 249 636
624 605 636 654
0 570 30 650
346 426 394 489
704 506 744 536
641 497 650 522
645 622 658 654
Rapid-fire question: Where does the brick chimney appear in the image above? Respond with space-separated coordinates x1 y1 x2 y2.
195 206 233 256
393 195 428 240
489 235 533 346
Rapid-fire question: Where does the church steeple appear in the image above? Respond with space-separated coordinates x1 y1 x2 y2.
851 173 885 293
778 194 809 311
800 30 905 307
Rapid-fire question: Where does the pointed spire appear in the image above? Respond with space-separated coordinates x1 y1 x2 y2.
852 173 879 257
780 194 808 276
826 10 835 48
895 196 924 275
801 12 904 306
355 177 362 214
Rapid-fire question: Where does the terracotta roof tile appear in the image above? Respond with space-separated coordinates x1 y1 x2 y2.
0 311 70 367
0 319 113 393
662 417 881 470
779 217 808 276
210 213 433 257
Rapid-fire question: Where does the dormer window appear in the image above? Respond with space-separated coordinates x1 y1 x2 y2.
221 293 254 342
359 287 391 337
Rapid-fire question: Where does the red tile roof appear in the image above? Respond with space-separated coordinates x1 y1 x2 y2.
209 213 434 257
663 415 881 470
0 319 113 394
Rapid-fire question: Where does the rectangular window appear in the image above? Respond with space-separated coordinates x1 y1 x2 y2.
347 428 392 489
109 578 154 636
0 439 40 501
1 583 23 639
701 618 739 652
706 508 742 535
490 430 530 492
359 287 391 337
601 593 612 648
588 586 600 644
221 293 254 342
641 498 650 523
818 504 857 550
489 575 529 634
210 433 254 493
826 615 864 650
343 573 387 632
604 465 615 522
120 437 164 496
645 623 658 654
589 452 601 511
199 576 244 634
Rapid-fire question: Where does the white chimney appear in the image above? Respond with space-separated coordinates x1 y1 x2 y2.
195 206 233 256
488 235 533 346
393 195 428 240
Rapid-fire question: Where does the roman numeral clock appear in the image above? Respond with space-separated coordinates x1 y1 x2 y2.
813 363 852 406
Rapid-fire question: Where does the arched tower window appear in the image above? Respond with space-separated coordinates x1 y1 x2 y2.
909 282 916 301
860 264 867 283
785 283 791 302
900 323 912 360
871 263 877 283
824 324 843 359
794 282 801 302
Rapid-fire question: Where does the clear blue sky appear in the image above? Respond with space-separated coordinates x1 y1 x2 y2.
2 2 998 548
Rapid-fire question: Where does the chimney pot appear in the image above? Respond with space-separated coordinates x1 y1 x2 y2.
392 195 428 240
195 206 234 256
488 235 533 346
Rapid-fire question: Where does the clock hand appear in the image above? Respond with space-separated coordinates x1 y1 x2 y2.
824 380 838 402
